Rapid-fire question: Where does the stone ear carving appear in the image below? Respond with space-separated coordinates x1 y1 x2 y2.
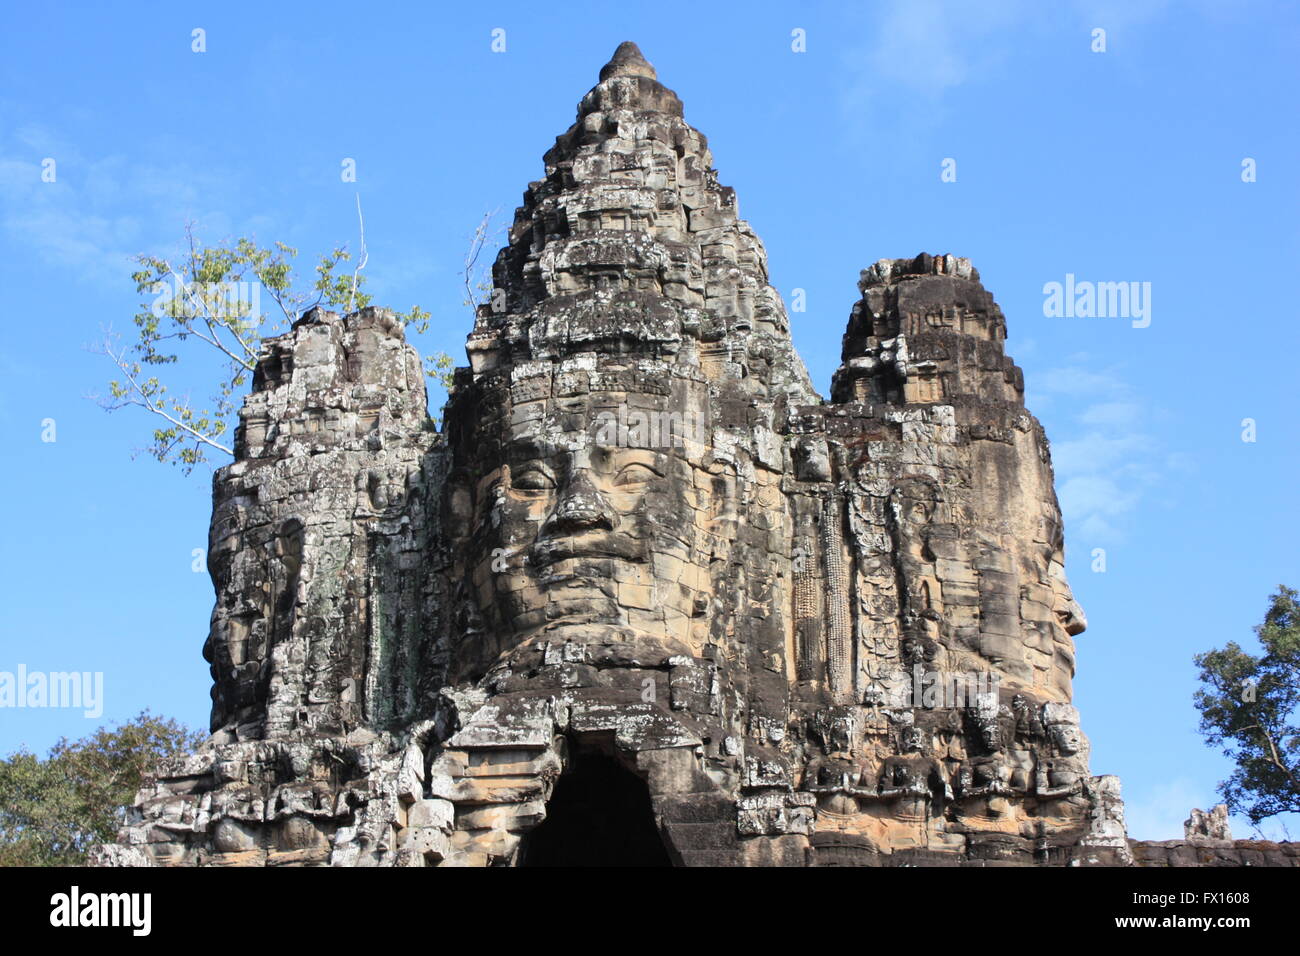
448 483 472 537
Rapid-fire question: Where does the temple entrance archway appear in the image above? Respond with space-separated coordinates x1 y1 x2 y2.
518 747 672 867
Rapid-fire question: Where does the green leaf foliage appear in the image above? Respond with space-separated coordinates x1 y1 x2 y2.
1194 585 1300 825
101 225 457 473
0 711 204 866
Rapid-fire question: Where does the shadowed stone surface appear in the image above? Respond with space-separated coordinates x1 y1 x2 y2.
93 43 1296 868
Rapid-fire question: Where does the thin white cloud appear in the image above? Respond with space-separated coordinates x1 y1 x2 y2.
1053 426 1148 474
837 0 1180 134
1029 358 1162 544
839 0 1033 131
1032 355 1117 398
1071 0 1172 33
1057 474 1141 541
1123 776 1205 841
1077 401 1143 429
0 124 237 287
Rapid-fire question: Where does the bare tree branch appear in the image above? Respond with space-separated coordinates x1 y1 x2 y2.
1240 722 1300 787
349 193 368 314
462 209 501 311
95 333 233 457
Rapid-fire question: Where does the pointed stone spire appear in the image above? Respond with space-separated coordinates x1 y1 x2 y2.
599 41 657 81
462 41 817 406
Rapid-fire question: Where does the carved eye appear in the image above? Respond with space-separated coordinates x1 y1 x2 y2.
511 468 556 493
613 463 659 488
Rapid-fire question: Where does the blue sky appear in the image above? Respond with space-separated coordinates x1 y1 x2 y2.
1 1 1297 841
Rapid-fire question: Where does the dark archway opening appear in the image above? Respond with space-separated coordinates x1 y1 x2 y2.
518 750 672 867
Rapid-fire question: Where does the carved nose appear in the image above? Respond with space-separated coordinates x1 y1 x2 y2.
1064 597 1087 636
544 472 614 533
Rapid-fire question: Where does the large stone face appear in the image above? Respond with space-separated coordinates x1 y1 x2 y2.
93 43 1297 868
203 306 437 740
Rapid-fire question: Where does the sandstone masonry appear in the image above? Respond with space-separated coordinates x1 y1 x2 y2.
93 43 1298 868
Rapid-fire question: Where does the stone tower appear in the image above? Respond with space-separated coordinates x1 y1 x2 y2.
97 42 1142 867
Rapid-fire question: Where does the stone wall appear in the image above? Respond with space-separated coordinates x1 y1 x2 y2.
93 43 1294 868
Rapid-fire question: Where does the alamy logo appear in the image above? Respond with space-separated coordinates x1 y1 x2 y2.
1042 274 1151 328
49 886 151 936
0 666 103 718
593 404 707 450
150 278 261 321
868 667 1001 709
906 666 1000 709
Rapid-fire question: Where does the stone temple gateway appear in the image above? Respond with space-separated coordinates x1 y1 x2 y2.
95 43 1292 867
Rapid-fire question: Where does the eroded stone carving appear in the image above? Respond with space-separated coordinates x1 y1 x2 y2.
94 42 1298 868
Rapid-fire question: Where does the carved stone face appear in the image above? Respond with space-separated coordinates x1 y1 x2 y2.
815 712 856 755
1043 703 1085 756
901 726 928 754
1049 722 1083 756
1050 554 1086 625
890 478 940 562
1044 554 1087 698
976 716 1002 753
452 382 719 673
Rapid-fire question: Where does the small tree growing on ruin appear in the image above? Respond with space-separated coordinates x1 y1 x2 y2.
95 217 458 474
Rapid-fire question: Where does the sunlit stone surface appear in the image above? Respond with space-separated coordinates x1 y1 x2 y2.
94 43 1297 868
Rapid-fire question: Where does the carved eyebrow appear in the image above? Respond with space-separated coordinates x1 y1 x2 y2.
614 458 664 478
593 444 664 468
511 461 556 481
